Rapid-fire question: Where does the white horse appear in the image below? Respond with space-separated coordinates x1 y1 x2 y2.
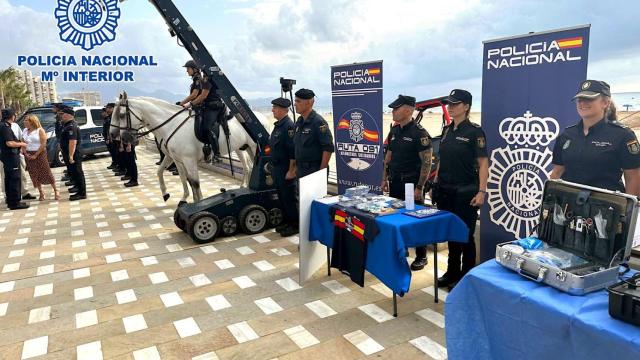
110 92 270 203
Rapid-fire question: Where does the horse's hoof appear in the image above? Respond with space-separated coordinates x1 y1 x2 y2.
178 201 187 207
163 194 170 202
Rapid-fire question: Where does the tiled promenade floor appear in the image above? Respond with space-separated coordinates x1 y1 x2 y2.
0 149 450 360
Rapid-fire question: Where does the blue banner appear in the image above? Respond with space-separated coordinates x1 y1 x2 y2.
331 61 384 194
480 26 590 261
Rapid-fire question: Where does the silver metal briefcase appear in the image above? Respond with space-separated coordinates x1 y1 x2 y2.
496 179 638 295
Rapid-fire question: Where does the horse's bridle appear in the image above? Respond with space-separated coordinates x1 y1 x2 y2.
110 97 193 140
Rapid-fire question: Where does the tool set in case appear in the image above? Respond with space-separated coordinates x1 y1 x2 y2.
496 179 638 295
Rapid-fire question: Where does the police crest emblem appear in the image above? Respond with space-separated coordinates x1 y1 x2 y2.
420 137 430 147
582 81 591 90
55 0 121 51
477 137 486 148
627 140 640 155
288 129 294 138
349 112 364 142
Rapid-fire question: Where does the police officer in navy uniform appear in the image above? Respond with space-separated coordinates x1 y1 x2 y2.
269 97 298 237
59 108 86 200
551 80 640 195
52 103 71 183
433 89 489 288
0 109 29 209
381 95 433 270
292 88 334 178
178 60 225 163
120 130 139 188
103 103 117 170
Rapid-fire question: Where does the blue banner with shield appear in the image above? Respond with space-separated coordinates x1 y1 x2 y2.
331 61 384 194
479 26 590 261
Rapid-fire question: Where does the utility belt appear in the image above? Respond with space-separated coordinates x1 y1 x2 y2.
389 171 419 182
202 100 224 110
297 161 321 169
432 182 478 204
1 148 20 155
271 158 289 167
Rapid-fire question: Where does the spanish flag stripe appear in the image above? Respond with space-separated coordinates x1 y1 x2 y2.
559 40 582 47
558 38 582 48
352 218 364 228
557 37 582 42
334 221 345 228
352 230 364 241
368 68 381 74
334 215 345 223
363 133 379 142
336 209 347 217
353 226 364 235
559 44 582 49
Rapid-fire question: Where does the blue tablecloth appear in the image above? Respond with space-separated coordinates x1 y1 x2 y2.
445 260 640 360
309 199 468 295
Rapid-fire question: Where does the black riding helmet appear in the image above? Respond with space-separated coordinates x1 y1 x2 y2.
183 60 198 69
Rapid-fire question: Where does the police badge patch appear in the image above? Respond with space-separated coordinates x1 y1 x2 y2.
627 140 640 155
319 124 328 133
477 137 486 148
288 129 294 138
420 137 430 147
563 140 571 149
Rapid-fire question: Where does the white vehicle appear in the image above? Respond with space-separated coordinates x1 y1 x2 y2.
18 104 108 167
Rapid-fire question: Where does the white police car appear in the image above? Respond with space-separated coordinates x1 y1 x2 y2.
17 104 108 167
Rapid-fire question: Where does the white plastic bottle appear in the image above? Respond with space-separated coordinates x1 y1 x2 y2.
405 183 415 210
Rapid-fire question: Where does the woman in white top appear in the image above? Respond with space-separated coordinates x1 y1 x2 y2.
22 115 59 200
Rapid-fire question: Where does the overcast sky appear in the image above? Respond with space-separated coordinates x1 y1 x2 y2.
1 0 639 105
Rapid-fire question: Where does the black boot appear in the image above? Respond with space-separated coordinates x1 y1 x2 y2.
437 272 461 288
279 225 299 237
203 144 212 162
410 257 428 271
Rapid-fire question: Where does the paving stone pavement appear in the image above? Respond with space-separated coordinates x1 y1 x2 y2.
0 149 451 360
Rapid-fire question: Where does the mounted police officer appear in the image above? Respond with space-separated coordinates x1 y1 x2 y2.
551 80 640 195
269 97 297 237
59 107 86 200
433 89 488 289
292 88 334 178
102 103 117 170
381 95 433 270
178 60 226 163
0 109 29 209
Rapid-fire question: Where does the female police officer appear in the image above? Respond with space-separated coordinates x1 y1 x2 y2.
432 89 489 289
550 80 640 195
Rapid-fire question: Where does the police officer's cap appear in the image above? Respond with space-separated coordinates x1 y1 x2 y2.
295 88 315 100
1 108 15 119
445 89 472 106
106 103 116 108
271 97 291 108
183 60 199 69
573 80 611 100
60 107 75 116
388 95 416 109
51 102 63 109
